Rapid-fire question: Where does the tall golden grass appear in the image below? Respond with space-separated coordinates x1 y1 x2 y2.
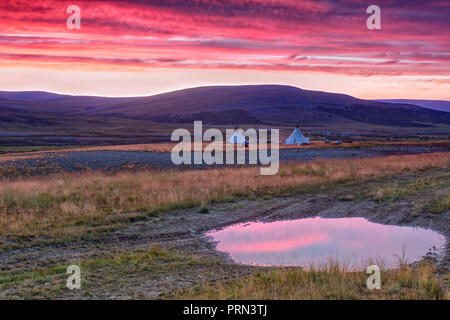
0 152 449 237
174 261 444 300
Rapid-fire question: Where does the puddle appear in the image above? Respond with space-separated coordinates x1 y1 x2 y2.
207 217 446 269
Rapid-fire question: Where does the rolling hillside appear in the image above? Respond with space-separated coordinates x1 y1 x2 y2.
375 99 450 113
1 86 449 128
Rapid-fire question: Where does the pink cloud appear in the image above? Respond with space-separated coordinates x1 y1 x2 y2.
0 0 448 97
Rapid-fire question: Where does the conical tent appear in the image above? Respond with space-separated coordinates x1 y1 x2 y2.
284 126 310 145
228 130 247 144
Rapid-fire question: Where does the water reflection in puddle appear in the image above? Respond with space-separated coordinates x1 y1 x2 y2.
207 217 446 269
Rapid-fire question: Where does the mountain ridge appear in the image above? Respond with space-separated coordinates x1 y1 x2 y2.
1 85 449 127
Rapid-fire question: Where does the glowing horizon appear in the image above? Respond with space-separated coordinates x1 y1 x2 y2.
1 0 449 99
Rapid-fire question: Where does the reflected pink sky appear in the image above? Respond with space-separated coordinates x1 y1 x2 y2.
207 217 446 268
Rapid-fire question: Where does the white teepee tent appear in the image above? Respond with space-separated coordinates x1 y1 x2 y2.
284 125 310 145
228 129 247 144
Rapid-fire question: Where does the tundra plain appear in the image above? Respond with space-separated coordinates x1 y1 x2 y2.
0 142 448 299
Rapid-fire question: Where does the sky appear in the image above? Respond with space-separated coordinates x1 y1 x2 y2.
0 0 449 99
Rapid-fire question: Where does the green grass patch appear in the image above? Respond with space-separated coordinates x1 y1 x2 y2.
369 174 450 203
0 246 215 299
198 206 210 214
424 195 450 214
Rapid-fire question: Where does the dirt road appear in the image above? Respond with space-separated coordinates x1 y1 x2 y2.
0 169 448 299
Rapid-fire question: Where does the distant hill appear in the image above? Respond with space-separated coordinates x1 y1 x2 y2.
374 99 450 113
0 91 63 102
1 85 450 128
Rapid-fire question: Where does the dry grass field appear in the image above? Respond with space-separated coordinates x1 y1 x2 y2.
1 152 448 238
0 148 448 300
